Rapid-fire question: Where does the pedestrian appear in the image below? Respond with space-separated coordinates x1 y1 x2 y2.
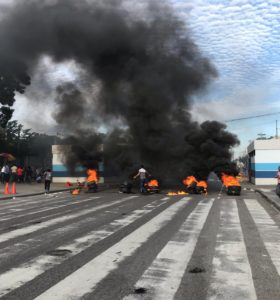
3 164 10 183
11 164 17 183
275 166 280 197
26 166 32 183
44 168 52 194
35 167 42 183
0 165 5 184
17 166 24 183
133 165 150 194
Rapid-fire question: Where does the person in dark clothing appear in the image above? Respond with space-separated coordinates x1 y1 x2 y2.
26 166 33 183
44 169 52 194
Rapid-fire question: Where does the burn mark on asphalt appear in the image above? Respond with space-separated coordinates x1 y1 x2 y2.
134 287 147 294
31 220 42 224
46 249 72 256
189 267 205 273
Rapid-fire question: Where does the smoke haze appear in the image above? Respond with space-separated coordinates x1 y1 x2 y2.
0 0 239 180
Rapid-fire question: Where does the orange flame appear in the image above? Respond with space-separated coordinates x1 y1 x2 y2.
72 189 80 195
87 169 98 183
182 176 197 186
148 179 159 187
197 181 207 188
167 191 188 196
221 174 240 187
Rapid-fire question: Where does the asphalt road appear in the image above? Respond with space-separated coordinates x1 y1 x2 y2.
0 181 280 300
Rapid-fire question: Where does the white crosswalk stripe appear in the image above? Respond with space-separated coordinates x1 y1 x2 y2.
245 199 280 277
1 193 280 300
124 198 214 300
0 196 101 222
0 196 136 244
34 197 190 300
0 197 168 297
207 199 256 300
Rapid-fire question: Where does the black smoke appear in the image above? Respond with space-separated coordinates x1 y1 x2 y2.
0 0 239 180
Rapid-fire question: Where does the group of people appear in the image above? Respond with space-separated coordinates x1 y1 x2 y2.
0 164 26 184
0 164 52 193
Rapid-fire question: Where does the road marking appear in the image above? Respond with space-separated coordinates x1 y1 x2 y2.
245 199 280 277
207 199 256 300
0 196 138 244
124 198 214 300
0 196 101 222
0 197 170 297
0 194 74 212
34 197 190 300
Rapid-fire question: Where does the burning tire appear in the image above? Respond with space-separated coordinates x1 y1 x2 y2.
146 186 160 194
226 185 241 196
145 179 160 194
86 181 98 193
185 182 197 194
119 181 133 193
195 186 207 194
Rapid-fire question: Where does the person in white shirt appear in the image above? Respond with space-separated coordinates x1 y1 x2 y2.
134 165 150 193
44 169 52 194
1 166 5 184
11 165 18 183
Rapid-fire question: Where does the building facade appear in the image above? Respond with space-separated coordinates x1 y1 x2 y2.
247 139 280 185
52 145 104 183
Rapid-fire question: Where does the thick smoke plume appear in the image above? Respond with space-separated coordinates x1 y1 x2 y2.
0 0 239 181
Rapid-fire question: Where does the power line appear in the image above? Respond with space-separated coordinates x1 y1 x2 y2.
225 112 280 122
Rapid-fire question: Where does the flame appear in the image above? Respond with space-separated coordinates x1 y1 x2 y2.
197 181 207 188
221 174 240 187
87 169 98 183
72 189 80 195
148 179 159 187
182 176 197 186
167 191 188 196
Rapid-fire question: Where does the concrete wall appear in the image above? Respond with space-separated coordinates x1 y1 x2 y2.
247 139 280 185
52 145 104 183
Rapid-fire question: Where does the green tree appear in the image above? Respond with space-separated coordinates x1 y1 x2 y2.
0 59 30 127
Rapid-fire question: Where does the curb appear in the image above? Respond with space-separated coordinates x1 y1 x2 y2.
255 189 280 211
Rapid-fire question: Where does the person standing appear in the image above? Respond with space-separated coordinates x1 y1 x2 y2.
26 166 32 183
11 164 18 183
44 169 52 194
275 166 280 197
3 164 10 183
134 165 150 194
17 166 23 183
0 165 5 184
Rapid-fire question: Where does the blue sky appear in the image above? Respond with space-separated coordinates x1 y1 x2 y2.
171 0 280 156
6 0 280 156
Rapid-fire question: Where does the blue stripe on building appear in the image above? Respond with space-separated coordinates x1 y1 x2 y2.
253 171 277 178
53 163 104 173
53 165 85 172
251 163 280 171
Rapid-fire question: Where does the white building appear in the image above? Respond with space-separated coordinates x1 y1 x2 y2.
52 145 104 183
247 139 280 185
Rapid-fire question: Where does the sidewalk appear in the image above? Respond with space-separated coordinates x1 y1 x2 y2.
0 182 73 200
243 182 280 211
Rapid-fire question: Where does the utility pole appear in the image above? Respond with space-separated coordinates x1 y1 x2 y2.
276 120 279 139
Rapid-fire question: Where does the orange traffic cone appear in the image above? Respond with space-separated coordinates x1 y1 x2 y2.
4 182 10 195
11 182 17 194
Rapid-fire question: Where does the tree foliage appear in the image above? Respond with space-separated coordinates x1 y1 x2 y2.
0 58 31 126
0 120 58 167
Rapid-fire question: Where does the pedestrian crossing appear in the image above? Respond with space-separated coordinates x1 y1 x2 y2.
0 192 280 299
